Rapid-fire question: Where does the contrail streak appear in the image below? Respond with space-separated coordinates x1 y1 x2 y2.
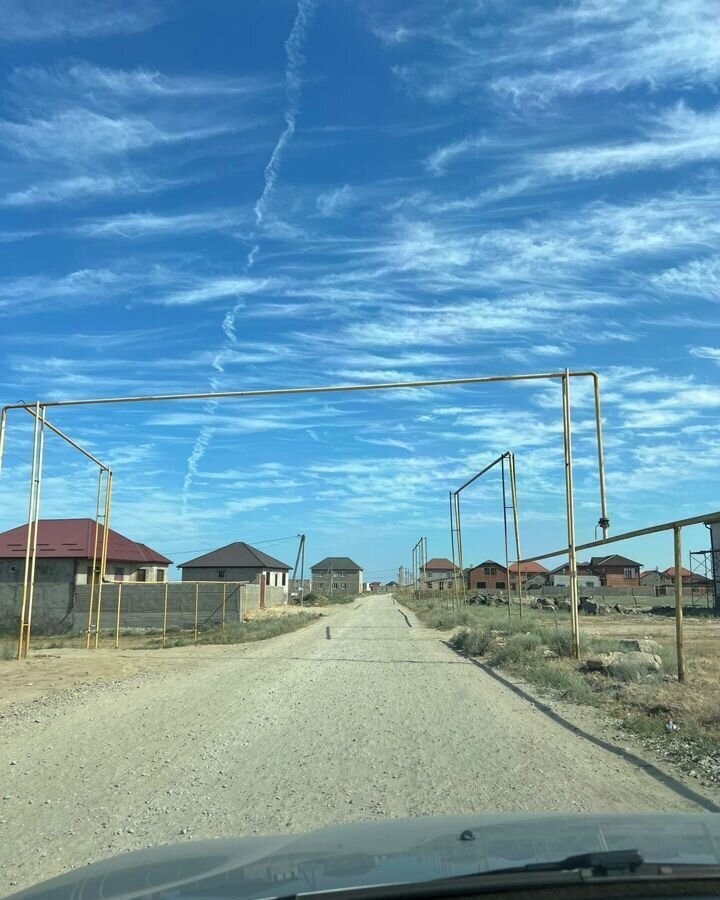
253 0 317 235
183 0 316 502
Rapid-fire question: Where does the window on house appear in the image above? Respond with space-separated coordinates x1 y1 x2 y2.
114 567 125 581
157 569 165 582
476 581 486 589
624 567 635 580
265 571 270 585
483 567 491 574
218 570 225 578
332 582 347 589
282 573 287 586
496 581 504 589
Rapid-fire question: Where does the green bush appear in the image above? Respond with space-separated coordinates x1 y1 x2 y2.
527 665 599 705
451 626 494 656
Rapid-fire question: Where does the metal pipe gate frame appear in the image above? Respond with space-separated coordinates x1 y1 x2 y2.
0 370 610 659
0 403 112 659
450 450 524 619
519 510 720 682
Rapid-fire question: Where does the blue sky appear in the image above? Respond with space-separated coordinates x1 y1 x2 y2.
1 0 719 580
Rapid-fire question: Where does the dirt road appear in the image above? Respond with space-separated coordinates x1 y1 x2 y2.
0 594 707 894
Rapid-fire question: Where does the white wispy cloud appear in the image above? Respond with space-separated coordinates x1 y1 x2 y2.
13 62 272 100
228 495 302 513
159 277 274 307
0 172 177 207
424 136 485 175
535 103 720 181
0 109 230 161
492 1 720 103
340 292 620 348
377 1 720 105
651 254 720 299
0 268 122 313
0 0 164 42
316 184 356 216
75 209 243 238
690 346 720 363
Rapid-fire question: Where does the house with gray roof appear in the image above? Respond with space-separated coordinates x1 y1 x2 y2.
310 556 363 596
179 541 291 593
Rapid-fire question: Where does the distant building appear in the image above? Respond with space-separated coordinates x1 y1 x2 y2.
420 557 461 591
467 560 508 591
551 561 600 589
642 566 712 597
640 569 673 589
0 518 171 586
589 554 641 587
508 560 549 589
178 542 291 594
311 557 363 595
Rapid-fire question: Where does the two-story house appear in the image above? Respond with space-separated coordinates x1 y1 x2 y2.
589 554 641 587
467 560 508 591
311 557 363 595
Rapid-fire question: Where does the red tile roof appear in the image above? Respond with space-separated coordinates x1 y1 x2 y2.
421 557 460 571
468 560 507 572
590 554 641 568
508 560 548 574
662 566 690 578
0 519 171 565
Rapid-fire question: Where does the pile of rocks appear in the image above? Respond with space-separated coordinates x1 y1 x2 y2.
581 638 664 679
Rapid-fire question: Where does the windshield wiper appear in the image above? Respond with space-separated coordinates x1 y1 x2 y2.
487 848 644 877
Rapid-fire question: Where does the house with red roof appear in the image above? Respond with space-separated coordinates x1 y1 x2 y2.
467 560 509 591
420 557 461 590
0 518 171 587
508 559 549 588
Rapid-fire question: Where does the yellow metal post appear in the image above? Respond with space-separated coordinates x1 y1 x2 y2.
0 406 6 478
194 583 199 642
18 402 40 660
674 525 685 683
592 374 610 540
501 454 511 620
509 453 523 621
94 470 112 649
162 581 168 647
562 372 581 659
222 583 226 633
114 583 122 649
24 406 46 657
86 468 104 648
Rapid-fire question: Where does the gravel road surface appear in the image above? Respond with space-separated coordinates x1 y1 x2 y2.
0 593 704 894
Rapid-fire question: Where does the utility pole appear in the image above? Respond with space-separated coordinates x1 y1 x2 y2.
289 534 306 604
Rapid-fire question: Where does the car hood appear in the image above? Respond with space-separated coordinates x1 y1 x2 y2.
11 812 720 900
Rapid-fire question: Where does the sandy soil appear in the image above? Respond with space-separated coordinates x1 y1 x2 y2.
0 594 712 895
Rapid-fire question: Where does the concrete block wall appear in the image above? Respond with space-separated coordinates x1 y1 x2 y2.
73 582 247 632
0 582 74 633
243 584 287 611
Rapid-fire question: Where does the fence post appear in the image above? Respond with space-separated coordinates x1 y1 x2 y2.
674 525 685 683
114 583 122 649
222 583 226 633
162 581 168 648
194 582 199 643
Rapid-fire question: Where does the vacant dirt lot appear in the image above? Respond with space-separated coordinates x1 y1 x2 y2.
0 594 715 896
